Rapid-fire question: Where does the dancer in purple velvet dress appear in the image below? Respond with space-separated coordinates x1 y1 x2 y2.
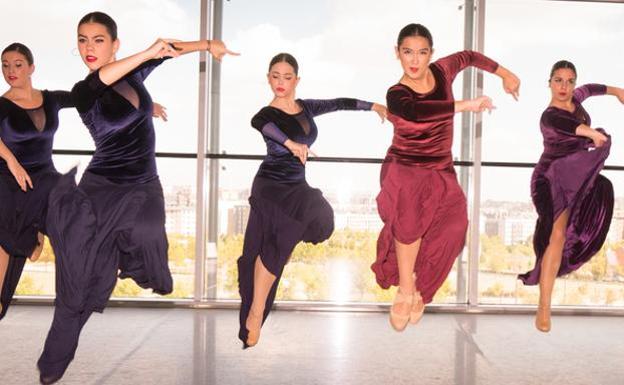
519 60 624 332
1 43 74 320
238 53 387 348
37 12 237 384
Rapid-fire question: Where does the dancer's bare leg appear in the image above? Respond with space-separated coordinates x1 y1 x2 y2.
536 209 569 332
29 232 44 262
246 255 277 346
0 246 9 314
391 238 421 331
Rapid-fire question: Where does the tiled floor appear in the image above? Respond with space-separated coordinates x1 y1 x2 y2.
0 306 622 385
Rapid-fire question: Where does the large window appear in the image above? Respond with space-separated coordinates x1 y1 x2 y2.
3 0 201 299
479 0 624 306
3 0 623 310
217 0 467 303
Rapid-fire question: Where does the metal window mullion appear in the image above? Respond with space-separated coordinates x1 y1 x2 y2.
205 0 224 300
458 0 477 305
467 0 487 308
193 0 211 303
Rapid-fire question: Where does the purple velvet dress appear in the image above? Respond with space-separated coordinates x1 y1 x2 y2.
0 91 73 319
38 59 173 380
519 84 613 285
237 98 372 347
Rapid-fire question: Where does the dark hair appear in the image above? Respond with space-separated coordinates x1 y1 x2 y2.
549 60 576 80
2 43 34 65
78 11 118 40
397 23 433 48
268 53 299 75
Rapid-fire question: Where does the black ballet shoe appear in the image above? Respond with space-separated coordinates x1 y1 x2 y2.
39 373 62 385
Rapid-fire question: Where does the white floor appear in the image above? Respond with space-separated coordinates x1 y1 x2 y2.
0 306 622 385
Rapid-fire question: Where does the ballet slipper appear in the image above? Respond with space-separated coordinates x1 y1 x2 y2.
535 304 551 333
390 289 413 332
409 290 425 324
30 234 44 262
39 372 63 385
245 309 263 347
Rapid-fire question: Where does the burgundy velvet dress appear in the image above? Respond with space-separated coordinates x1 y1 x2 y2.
519 84 613 285
371 51 499 303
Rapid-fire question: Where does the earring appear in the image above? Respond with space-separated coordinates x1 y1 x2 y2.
71 48 79 57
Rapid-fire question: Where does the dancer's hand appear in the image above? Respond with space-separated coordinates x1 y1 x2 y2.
8 159 33 191
496 66 520 101
613 87 624 105
461 95 496 114
284 139 310 165
372 103 387 123
153 102 168 122
502 72 520 101
145 39 181 60
590 130 608 148
207 40 240 62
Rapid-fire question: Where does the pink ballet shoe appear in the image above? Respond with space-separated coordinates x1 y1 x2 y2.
409 290 425 324
30 238 44 262
245 310 263 347
390 289 413 332
535 304 551 333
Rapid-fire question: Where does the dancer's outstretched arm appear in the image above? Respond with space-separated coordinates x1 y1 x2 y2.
97 39 238 85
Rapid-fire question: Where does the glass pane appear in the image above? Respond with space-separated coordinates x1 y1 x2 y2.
0 1 200 153
483 0 624 165
15 156 196 300
479 166 624 307
220 0 468 159
216 158 466 304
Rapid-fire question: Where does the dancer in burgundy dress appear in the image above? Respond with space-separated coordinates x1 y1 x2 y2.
371 23 520 331
519 60 624 332
1 43 74 320
37 12 237 384
238 53 387 348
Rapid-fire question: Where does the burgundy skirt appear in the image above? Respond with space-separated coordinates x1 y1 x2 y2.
372 162 468 303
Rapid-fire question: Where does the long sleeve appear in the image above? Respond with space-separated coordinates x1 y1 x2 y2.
129 58 168 82
573 84 607 104
71 70 108 113
259 122 288 144
386 86 454 123
435 50 499 82
51 91 75 109
301 98 372 118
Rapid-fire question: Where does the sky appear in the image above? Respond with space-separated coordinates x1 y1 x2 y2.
1 0 623 201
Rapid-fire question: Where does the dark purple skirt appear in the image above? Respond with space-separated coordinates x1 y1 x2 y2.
38 169 173 378
46 169 173 313
237 175 334 347
0 164 60 319
519 138 613 285
0 165 60 256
